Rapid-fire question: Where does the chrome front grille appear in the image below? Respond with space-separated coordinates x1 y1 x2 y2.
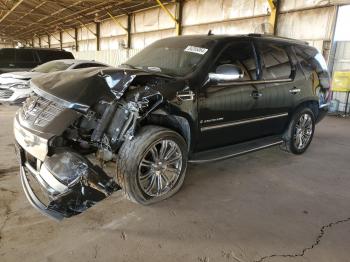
22 95 65 127
0 88 14 99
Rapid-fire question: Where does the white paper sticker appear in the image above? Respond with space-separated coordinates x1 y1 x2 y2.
184 46 208 55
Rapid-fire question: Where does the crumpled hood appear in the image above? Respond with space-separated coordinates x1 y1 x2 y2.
30 67 174 108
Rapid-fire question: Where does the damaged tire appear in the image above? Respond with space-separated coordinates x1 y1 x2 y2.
116 125 188 205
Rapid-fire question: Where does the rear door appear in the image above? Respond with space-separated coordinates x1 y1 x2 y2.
253 40 296 135
37 50 74 64
15 49 38 71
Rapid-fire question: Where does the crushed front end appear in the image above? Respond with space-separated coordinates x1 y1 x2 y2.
14 67 167 220
14 96 120 220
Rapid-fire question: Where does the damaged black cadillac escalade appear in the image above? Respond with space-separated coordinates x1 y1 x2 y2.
14 34 330 220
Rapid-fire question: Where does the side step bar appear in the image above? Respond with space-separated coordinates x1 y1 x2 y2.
189 135 284 164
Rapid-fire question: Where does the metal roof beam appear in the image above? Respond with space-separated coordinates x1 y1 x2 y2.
0 0 25 23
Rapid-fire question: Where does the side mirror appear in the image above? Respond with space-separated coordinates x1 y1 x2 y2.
208 64 244 82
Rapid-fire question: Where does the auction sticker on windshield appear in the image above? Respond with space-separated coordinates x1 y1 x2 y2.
184 46 208 55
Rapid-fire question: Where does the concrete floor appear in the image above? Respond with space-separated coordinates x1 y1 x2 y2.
0 105 349 262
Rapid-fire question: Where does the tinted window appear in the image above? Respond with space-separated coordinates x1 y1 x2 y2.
294 45 327 73
258 41 292 80
16 49 35 62
0 49 15 63
37 50 74 63
214 41 258 81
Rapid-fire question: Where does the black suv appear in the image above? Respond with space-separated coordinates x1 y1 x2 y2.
0 48 74 73
14 34 330 220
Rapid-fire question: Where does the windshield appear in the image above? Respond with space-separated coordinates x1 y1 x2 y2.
123 37 215 76
32 60 74 73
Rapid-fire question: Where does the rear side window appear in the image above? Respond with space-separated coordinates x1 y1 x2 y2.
16 49 35 62
294 45 327 73
213 41 258 81
0 49 15 63
37 50 74 63
257 41 292 80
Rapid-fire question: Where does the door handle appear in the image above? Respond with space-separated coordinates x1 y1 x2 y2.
251 91 262 99
176 90 195 101
289 87 301 94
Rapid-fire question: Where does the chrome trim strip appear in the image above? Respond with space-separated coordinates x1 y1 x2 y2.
201 113 289 132
216 78 292 87
189 140 283 164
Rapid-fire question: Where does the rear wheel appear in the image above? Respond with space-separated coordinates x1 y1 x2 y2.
284 107 315 154
116 125 188 205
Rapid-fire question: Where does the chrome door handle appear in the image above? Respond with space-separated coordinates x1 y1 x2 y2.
251 91 262 99
176 90 195 101
289 88 301 94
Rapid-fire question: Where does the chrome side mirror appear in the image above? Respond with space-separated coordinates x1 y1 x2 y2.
209 64 244 82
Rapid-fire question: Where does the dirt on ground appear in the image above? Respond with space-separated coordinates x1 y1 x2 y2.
0 105 350 262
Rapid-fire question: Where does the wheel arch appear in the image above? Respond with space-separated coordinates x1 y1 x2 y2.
141 109 193 152
291 98 319 120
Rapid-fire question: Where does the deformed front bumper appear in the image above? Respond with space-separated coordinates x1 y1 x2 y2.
14 115 119 221
19 156 67 220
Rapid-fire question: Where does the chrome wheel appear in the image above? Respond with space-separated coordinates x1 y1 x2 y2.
138 139 183 197
294 113 313 150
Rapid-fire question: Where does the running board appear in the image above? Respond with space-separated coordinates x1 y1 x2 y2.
189 135 284 164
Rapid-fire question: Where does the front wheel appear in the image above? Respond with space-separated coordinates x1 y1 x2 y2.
116 125 188 205
284 107 315 154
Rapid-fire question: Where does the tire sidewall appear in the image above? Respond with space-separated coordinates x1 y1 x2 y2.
288 107 315 154
119 127 188 205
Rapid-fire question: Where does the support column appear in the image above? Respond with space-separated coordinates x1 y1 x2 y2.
59 31 63 50
74 27 79 51
47 34 51 48
175 0 183 36
127 14 132 48
156 0 180 36
96 22 101 51
267 0 279 35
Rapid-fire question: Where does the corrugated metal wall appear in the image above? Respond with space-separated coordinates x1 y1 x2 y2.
26 0 350 66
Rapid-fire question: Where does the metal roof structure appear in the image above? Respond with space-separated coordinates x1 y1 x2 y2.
0 0 173 44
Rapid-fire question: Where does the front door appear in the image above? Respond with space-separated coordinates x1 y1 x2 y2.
197 40 266 151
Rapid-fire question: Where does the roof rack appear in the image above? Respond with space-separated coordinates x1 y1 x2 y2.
247 33 309 45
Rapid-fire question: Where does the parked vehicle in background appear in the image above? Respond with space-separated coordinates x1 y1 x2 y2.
13 34 330 220
0 48 74 74
0 59 109 104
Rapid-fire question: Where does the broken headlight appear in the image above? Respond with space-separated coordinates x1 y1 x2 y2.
43 151 90 187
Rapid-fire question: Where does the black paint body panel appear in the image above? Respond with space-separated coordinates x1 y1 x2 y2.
29 34 330 155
